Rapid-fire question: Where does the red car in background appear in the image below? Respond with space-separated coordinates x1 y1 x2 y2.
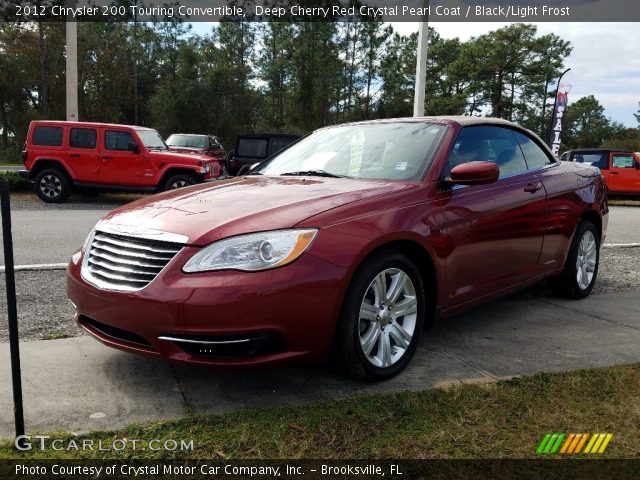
67 117 608 379
21 121 225 202
166 134 227 174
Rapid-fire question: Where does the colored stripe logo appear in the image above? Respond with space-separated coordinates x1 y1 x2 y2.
537 433 612 454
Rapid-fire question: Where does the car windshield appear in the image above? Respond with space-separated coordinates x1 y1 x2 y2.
136 129 167 149
259 122 448 180
167 134 206 149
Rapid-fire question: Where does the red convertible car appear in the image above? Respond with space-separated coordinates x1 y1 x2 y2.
67 117 608 379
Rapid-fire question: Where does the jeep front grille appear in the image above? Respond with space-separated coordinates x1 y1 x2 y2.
81 231 184 292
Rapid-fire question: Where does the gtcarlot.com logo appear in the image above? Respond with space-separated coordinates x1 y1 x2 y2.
15 435 194 452
537 433 613 455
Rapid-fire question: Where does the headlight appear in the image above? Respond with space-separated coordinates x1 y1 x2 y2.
183 229 318 273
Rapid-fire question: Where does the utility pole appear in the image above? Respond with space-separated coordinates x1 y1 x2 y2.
413 0 429 117
65 0 78 121
133 0 139 125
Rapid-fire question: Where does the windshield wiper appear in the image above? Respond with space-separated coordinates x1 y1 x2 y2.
281 170 344 178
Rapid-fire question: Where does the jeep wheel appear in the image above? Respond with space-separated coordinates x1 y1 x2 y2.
164 173 198 191
35 169 72 203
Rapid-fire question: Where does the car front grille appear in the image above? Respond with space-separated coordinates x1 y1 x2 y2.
81 230 184 292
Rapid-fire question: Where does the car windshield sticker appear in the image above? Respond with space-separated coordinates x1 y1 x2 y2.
349 131 365 176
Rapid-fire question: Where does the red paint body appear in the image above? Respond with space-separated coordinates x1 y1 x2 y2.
23 121 223 190
67 118 608 367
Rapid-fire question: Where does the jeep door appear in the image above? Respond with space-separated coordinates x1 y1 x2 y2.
608 152 640 194
100 129 144 185
67 126 101 181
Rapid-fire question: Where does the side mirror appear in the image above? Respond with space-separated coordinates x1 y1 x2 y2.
128 142 140 154
449 161 499 186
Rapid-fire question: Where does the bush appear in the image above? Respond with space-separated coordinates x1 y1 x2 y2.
0 172 31 192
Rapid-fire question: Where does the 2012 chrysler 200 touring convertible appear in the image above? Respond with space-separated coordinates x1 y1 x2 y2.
67 117 608 379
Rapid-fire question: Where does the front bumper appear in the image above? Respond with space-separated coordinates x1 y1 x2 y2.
67 248 350 367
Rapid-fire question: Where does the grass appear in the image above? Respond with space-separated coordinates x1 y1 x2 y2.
1 364 638 460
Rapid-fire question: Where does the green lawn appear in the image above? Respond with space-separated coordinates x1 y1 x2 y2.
1 364 638 459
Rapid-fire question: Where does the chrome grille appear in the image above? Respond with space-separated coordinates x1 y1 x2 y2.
82 231 184 292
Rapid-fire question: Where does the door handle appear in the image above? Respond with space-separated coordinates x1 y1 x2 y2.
69 153 80 158
524 182 543 193
102 156 112 161
610 171 619 175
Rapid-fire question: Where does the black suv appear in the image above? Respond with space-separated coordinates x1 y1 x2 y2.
228 133 301 176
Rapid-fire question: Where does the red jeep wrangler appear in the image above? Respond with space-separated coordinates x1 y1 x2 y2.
21 121 225 203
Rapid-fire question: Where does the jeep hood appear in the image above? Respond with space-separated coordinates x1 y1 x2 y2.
98 176 412 245
148 149 209 163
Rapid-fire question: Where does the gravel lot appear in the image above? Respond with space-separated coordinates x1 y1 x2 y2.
1 247 638 343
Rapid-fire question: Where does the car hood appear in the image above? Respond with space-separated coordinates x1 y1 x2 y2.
167 146 206 155
97 176 411 245
148 149 209 163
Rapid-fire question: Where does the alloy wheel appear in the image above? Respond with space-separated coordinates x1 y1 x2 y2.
358 268 418 368
576 230 597 290
170 180 189 189
40 174 62 198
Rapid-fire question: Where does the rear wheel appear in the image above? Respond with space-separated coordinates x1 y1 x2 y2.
34 168 71 203
332 250 425 380
163 173 198 191
551 220 600 299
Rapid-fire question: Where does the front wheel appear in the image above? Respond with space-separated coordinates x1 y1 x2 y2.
332 250 425 380
163 173 198 191
551 220 600 299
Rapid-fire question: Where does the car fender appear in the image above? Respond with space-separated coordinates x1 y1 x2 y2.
30 156 76 180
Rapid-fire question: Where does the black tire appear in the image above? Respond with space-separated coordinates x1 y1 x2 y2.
332 250 425 380
163 173 198 191
34 168 72 203
550 220 600 299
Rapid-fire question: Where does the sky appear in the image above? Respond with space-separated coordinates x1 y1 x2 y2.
191 22 639 127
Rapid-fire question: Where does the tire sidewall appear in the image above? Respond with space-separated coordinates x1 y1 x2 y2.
35 169 70 203
339 251 425 380
164 174 197 191
565 222 600 298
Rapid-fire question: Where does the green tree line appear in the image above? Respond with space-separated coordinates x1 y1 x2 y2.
1 20 638 159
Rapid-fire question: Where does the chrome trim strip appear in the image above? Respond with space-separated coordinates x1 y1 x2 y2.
157 336 252 345
96 223 189 244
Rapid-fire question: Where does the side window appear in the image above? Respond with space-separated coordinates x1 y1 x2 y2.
32 126 63 146
105 131 135 151
70 128 97 149
445 126 528 179
237 138 268 158
612 154 635 168
572 152 608 170
512 131 553 170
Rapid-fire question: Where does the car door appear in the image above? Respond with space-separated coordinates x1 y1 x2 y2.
100 129 143 185
608 152 640 194
437 125 547 308
67 126 100 181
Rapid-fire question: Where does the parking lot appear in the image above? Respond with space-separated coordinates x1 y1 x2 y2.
0 193 639 437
